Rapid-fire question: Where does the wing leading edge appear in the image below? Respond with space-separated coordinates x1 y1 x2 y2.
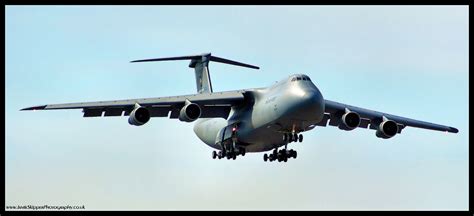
21 90 245 119
322 99 458 134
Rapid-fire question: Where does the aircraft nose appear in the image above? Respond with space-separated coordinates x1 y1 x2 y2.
302 90 323 106
297 89 325 120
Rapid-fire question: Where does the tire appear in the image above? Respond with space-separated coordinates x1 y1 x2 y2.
294 151 297 158
212 151 217 159
299 134 303 142
264 154 268 162
289 135 293 143
283 157 288 162
233 154 236 160
294 134 298 142
283 134 287 141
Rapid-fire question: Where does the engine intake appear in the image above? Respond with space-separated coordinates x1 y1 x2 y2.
339 109 361 130
376 118 398 139
179 102 201 122
128 106 150 126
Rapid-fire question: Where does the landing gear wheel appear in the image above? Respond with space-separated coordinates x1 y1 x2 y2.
283 134 287 141
293 133 298 142
294 151 297 158
299 134 303 142
264 154 268 162
212 151 217 159
289 135 293 143
233 154 237 160
240 148 246 156
283 156 288 162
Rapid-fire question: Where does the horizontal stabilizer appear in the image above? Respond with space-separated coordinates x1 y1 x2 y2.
131 53 259 70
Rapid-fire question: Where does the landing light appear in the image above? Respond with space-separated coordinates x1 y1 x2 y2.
232 127 237 132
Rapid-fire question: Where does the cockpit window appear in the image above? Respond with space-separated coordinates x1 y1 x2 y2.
296 77 302 81
291 77 297 81
302 77 307 80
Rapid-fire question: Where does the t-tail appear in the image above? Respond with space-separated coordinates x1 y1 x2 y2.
131 53 259 94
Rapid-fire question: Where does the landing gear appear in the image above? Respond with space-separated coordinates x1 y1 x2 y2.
283 132 303 143
264 147 297 162
239 147 246 156
213 146 246 160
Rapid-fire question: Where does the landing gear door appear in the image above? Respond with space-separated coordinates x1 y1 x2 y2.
215 123 239 146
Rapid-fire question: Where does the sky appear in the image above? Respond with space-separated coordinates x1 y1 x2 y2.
5 6 468 210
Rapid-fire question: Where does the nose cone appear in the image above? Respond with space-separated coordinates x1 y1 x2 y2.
302 90 325 119
287 86 325 122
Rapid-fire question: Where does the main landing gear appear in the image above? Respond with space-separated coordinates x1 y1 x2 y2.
263 146 297 163
212 147 246 160
283 133 303 143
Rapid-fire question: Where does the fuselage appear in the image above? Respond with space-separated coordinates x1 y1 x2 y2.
193 74 325 152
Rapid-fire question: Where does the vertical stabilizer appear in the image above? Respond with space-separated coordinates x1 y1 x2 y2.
189 53 213 93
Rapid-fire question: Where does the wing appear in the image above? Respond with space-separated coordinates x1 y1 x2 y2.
21 90 246 119
318 99 458 134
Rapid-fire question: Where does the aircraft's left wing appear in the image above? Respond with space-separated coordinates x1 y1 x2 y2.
21 90 246 119
318 99 458 136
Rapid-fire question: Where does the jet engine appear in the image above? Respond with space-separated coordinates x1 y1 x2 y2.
339 109 361 130
178 102 201 122
376 118 399 139
128 106 150 126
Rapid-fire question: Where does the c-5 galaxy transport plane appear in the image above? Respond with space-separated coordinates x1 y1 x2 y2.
22 53 459 162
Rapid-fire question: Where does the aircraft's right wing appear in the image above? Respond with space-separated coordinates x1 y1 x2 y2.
21 90 246 119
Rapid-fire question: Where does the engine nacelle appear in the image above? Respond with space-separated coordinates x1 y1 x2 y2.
178 102 201 122
339 110 361 131
376 119 398 139
128 106 150 126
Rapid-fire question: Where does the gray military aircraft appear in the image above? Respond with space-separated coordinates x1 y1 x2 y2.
22 53 459 162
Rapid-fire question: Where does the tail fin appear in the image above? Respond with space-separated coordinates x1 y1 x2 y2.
131 53 259 94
